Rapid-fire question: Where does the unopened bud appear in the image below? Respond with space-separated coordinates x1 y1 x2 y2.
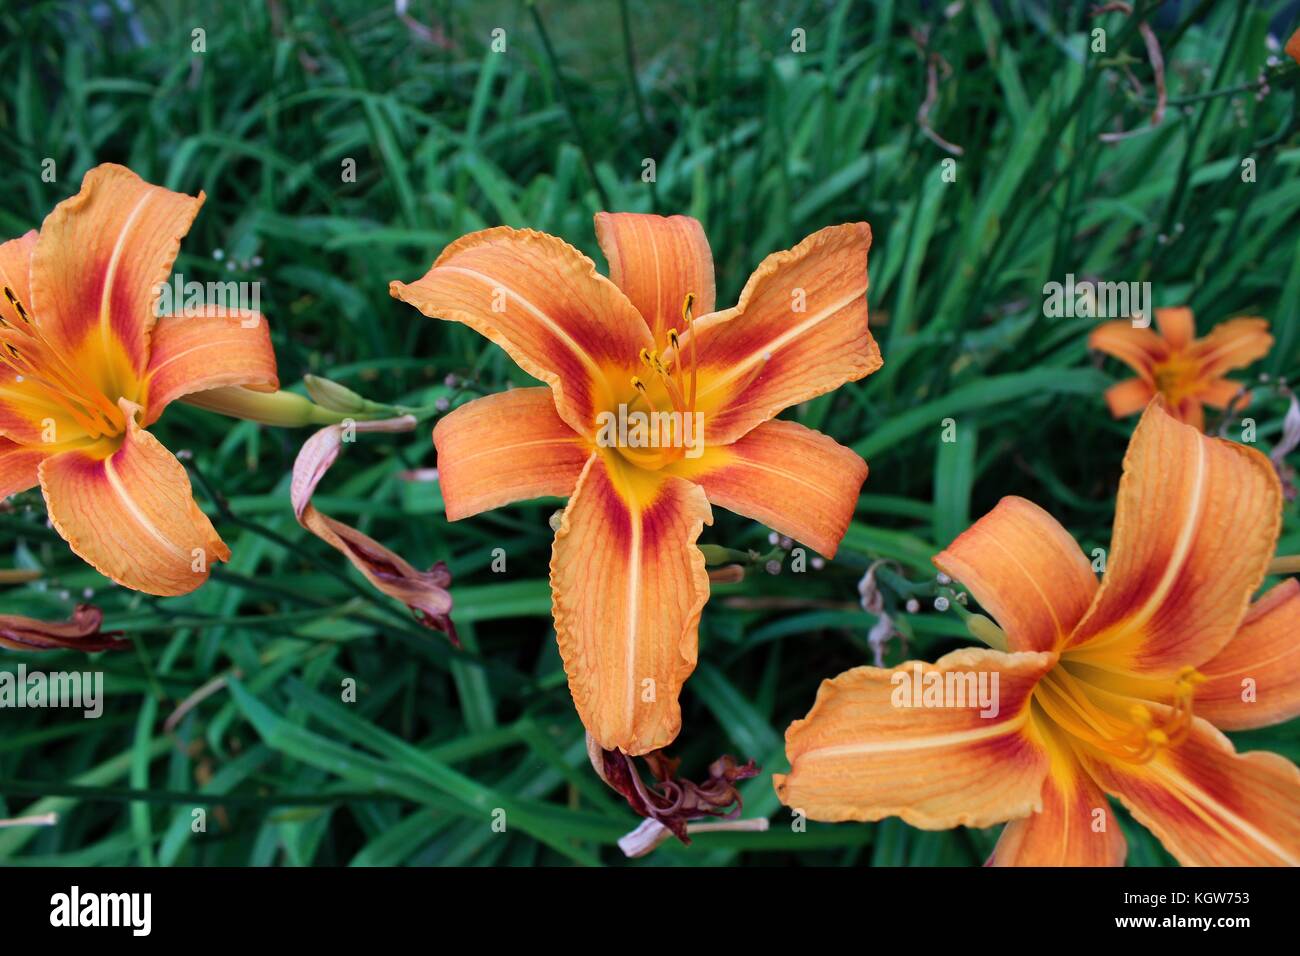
698 544 734 565
304 375 395 416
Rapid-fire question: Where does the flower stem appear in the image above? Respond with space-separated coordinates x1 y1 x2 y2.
1268 555 1300 576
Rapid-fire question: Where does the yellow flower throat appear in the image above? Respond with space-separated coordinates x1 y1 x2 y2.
1151 353 1201 405
1 284 126 440
1034 663 1206 764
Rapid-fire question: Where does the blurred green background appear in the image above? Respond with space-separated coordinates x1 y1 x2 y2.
0 0 1298 866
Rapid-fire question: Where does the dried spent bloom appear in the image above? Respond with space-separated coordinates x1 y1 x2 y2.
0 605 127 652
587 733 758 847
291 416 457 643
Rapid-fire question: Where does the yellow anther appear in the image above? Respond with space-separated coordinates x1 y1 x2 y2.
681 292 695 325
639 348 654 367
631 376 646 392
1146 729 1169 747
1128 704 1153 727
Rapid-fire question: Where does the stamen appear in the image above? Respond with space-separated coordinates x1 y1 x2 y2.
658 371 687 414
3 285 31 325
635 344 690 414
682 294 698 410
0 323 123 438
667 328 686 404
631 376 661 415
1036 667 1205 764
0 288 124 428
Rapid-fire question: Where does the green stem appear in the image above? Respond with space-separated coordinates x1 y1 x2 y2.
1268 555 1300 576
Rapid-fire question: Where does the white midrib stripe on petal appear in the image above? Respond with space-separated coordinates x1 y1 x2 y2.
98 191 154 382
624 499 643 739
1081 434 1207 655
694 282 866 402
438 265 609 386
1148 758 1300 865
103 446 187 560
799 708 1026 759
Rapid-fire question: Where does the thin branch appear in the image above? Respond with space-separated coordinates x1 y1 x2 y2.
1093 2 1167 143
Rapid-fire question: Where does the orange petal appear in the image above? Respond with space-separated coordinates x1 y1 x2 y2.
432 387 589 521
0 437 46 498
773 648 1056 828
1189 317 1273 378
1288 28 1300 65
1067 402 1281 673
38 400 228 596
990 735 1127 866
551 451 712 755
389 227 653 439
667 418 866 558
1079 716 1300 865
934 497 1098 653
1154 306 1195 350
593 212 715 348
0 230 37 326
1196 579 1300 730
142 308 278 425
0 231 86 445
1170 396 1206 430
1087 320 1168 379
683 223 881 445
29 164 203 393
1103 377 1155 418
1198 377 1248 409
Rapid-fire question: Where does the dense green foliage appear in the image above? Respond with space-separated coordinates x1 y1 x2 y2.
0 0 1297 866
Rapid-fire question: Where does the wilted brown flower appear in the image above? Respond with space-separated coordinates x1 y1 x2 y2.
0 605 126 652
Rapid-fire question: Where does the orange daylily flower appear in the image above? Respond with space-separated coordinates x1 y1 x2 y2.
392 213 880 754
775 401 1300 866
0 164 278 595
1089 307 1272 428
1287 29 1300 65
